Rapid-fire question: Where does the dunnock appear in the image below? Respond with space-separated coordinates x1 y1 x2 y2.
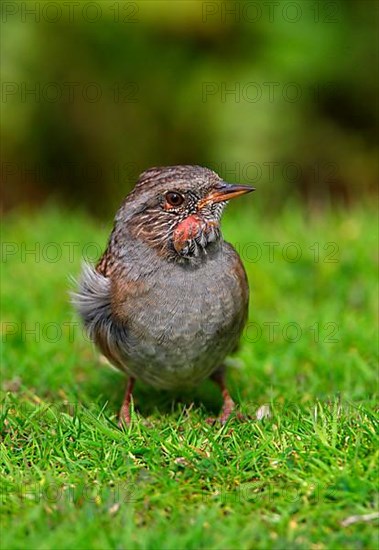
72 165 254 425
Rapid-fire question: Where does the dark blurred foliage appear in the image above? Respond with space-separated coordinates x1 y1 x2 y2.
1 0 378 217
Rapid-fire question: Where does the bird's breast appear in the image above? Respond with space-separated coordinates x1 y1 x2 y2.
105 245 248 389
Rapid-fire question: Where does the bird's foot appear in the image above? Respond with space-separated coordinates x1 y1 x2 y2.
117 377 135 428
118 409 131 428
206 369 247 425
205 404 245 425
205 394 246 425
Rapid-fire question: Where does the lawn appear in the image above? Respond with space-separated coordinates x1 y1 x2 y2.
1 201 378 549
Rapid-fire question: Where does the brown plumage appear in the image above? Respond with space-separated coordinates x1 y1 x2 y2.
72 165 254 425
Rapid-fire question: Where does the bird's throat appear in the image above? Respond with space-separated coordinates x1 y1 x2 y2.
172 215 219 259
172 215 202 253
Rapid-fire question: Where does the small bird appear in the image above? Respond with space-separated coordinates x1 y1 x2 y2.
72 165 254 425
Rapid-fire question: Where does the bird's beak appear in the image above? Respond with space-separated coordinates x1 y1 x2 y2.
198 182 255 208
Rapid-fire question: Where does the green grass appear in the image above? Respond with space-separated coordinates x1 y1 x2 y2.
1 201 378 550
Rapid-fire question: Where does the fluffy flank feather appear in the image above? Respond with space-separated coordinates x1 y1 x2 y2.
70 263 112 338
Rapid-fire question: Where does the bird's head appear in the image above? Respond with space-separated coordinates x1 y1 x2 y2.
122 165 254 262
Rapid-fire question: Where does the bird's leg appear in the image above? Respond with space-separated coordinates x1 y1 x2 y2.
118 376 135 427
207 369 239 424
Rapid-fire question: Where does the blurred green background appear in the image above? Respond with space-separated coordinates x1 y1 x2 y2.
2 0 378 216
1 4 379 548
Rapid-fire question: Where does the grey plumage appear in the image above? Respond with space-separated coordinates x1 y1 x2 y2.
72 165 252 419
73 242 247 389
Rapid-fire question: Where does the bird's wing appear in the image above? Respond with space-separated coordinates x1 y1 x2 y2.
223 241 250 353
71 261 126 370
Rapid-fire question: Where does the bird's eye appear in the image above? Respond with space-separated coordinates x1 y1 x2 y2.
165 192 184 207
